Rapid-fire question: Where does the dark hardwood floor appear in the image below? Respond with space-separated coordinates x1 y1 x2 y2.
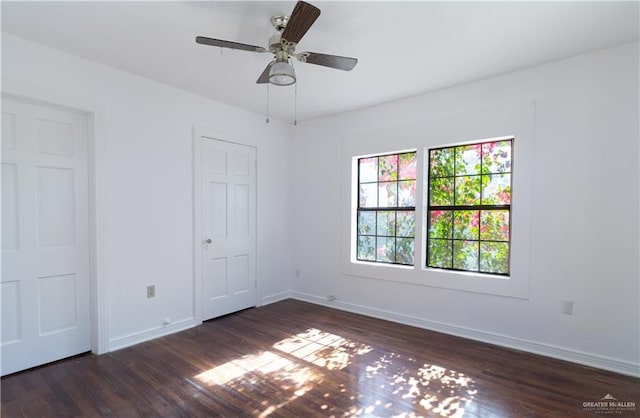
2 299 638 417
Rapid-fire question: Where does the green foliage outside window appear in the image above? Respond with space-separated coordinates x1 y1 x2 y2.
427 139 513 275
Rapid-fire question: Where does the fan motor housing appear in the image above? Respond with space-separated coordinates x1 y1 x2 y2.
269 32 283 48
271 15 288 31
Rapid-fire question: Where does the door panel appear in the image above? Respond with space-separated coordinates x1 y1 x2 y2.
233 184 250 236
209 182 227 238
2 163 19 250
1 97 91 376
231 255 250 293
35 117 75 156
37 166 76 247
201 138 256 320
37 274 78 335
1 281 21 344
205 257 228 300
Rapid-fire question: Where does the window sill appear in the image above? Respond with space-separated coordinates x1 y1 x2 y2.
344 260 527 299
424 267 511 281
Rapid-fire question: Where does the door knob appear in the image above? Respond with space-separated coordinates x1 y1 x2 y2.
205 238 212 244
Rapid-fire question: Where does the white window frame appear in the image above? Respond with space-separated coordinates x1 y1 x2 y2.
341 101 535 299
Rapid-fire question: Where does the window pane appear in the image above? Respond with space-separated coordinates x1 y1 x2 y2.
453 240 479 271
398 180 416 207
397 211 415 237
396 238 414 265
455 176 481 205
480 210 510 241
357 236 375 261
378 182 397 207
359 157 378 183
429 210 453 239
376 236 395 262
453 210 479 240
356 151 417 266
480 242 509 274
358 211 376 235
428 239 452 268
482 174 511 205
426 139 511 275
429 148 454 178
378 155 398 181
455 144 481 176
376 211 395 236
481 141 511 174
399 152 417 180
359 183 378 208
430 178 454 206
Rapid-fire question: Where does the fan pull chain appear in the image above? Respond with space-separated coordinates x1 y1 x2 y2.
293 81 298 126
265 83 270 124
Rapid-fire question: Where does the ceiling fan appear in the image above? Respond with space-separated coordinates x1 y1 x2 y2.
196 1 358 86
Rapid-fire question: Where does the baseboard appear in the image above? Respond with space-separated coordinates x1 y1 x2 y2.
261 291 292 306
109 317 200 352
290 291 640 378
107 291 292 352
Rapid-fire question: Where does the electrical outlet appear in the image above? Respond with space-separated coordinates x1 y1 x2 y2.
562 300 573 315
327 294 336 302
295 269 300 278
147 285 155 298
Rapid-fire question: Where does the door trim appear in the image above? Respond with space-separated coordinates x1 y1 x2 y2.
192 126 259 323
2 78 108 355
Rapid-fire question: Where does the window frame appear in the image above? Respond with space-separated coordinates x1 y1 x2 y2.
341 102 534 300
426 139 514 276
356 151 417 266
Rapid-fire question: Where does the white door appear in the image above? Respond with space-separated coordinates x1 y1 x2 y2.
1 96 91 376
201 138 257 320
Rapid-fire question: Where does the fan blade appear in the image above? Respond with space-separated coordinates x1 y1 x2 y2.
281 1 321 45
196 36 264 53
256 62 274 84
299 52 358 71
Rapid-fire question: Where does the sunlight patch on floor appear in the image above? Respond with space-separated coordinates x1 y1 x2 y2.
255 361 321 418
273 328 373 371
194 349 322 417
194 351 291 386
193 327 475 417
355 353 477 418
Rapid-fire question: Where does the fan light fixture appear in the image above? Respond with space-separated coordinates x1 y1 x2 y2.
269 61 296 86
196 1 358 122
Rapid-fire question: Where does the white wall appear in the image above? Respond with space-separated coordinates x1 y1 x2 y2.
3 32 638 377
291 42 639 376
2 33 294 350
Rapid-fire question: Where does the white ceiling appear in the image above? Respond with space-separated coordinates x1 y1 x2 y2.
2 1 638 122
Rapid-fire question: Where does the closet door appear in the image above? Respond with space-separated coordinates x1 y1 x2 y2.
1 96 91 375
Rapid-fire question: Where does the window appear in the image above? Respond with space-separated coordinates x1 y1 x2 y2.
427 139 513 275
344 105 532 297
357 151 417 265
